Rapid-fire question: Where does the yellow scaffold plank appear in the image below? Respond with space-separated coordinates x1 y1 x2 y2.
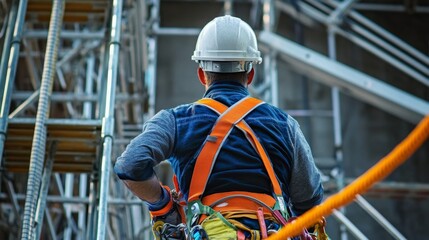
3 119 101 173
26 0 109 23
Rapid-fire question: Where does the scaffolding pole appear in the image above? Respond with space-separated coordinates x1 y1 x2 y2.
328 24 347 240
21 0 64 239
0 0 23 169
34 142 56 239
332 209 368 240
0 0 18 106
96 0 123 239
145 0 160 119
260 0 279 107
355 195 406 240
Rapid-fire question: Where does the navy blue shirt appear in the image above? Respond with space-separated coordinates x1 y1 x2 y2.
114 81 323 215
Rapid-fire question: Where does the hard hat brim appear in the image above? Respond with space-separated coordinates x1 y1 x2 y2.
192 50 262 63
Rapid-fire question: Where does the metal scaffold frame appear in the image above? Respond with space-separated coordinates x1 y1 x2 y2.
138 0 428 239
0 0 25 177
0 0 427 239
21 0 65 238
258 0 428 239
0 0 151 239
97 0 123 238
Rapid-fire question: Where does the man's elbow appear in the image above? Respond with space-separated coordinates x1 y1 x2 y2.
292 185 324 216
113 159 127 179
113 157 155 181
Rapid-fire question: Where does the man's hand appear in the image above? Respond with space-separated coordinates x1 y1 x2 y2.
149 186 186 240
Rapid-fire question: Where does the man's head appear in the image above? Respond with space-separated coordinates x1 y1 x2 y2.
191 15 262 88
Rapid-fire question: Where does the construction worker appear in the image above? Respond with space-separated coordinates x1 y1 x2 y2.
114 15 325 239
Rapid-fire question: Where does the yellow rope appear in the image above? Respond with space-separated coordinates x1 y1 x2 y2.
268 115 429 239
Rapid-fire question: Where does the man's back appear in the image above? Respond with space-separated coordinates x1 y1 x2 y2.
169 81 323 216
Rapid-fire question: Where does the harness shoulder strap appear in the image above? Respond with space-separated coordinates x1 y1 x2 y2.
188 97 263 202
188 97 284 211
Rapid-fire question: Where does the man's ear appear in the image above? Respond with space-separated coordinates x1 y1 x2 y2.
198 68 206 86
247 68 255 85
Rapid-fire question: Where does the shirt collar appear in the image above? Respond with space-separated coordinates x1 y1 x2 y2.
203 81 249 99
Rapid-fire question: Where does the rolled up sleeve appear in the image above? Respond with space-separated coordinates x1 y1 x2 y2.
114 110 175 181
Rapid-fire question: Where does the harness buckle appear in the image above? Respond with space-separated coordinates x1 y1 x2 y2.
277 196 286 212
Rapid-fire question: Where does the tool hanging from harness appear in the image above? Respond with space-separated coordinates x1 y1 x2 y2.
152 96 328 240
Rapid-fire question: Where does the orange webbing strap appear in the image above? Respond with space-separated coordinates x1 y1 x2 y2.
202 191 276 213
236 120 284 198
188 97 283 204
188 97 265 202
198 98 283 199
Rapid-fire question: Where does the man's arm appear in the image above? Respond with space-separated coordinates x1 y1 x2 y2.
288 117 324 216
114 110 175 204
123 176 163 203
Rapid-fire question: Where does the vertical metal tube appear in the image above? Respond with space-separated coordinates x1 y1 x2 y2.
91 39 107 240
84 53 95 118
328 26 347 240
34 142 57 240
53 173 78 233
78 53 94 239
0 0 18 104
263 0 274 31
98 44 109 118
128 8 138 84
261 0 271 107
138 0 148 72
63 174 74 240
250 0 261 27
262 55 271 101
21 1 64 239
262 0 278 106
96 0 124 239
145 0 159 118
146 38 158 118
0 0 23 169
128 12 138 82
86 173 98 240
224 0 233 15
270 51 279 107
78 174 88 238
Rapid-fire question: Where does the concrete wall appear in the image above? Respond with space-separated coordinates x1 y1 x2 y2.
154 2 429 238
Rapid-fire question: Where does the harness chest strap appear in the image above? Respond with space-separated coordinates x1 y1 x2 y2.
188 97 285 212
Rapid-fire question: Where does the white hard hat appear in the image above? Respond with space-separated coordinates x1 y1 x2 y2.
192 15 262 73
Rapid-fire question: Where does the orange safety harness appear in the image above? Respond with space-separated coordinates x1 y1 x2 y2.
185 97 290 234
151 96 328 239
